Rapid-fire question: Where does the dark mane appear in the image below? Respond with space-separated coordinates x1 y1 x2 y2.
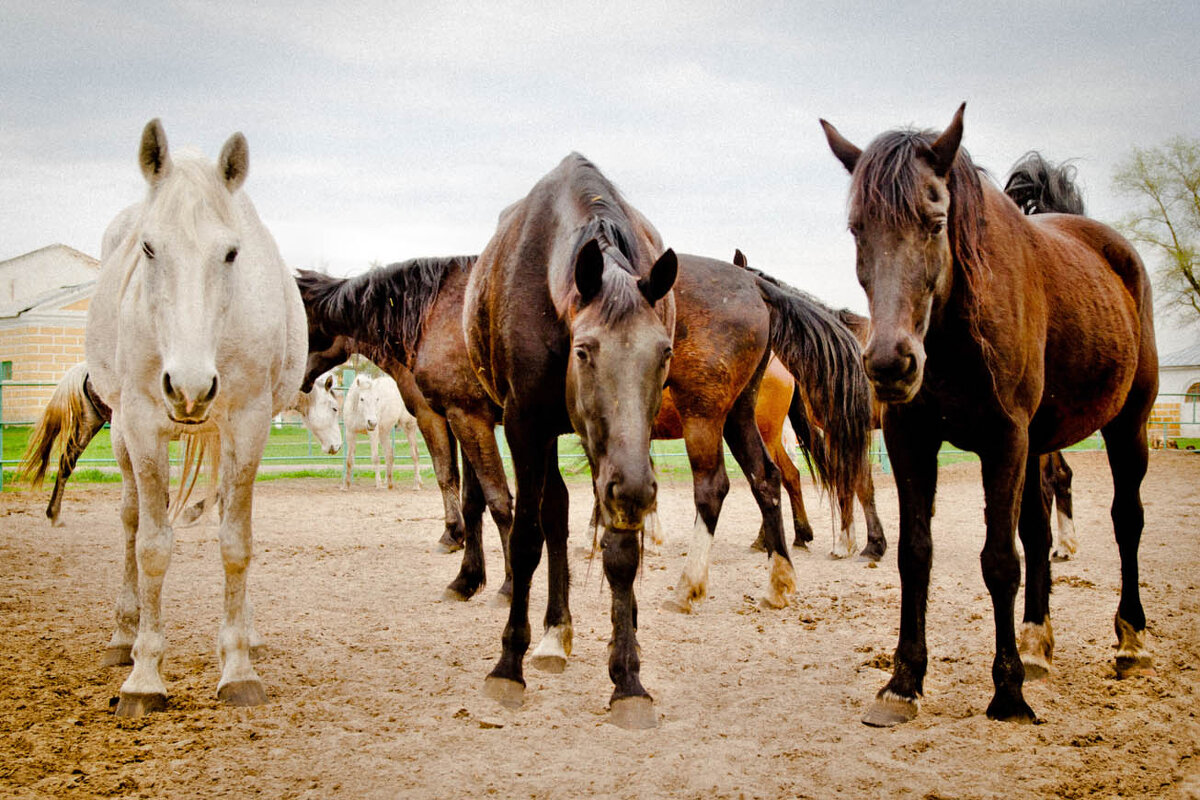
849 128 988 285
567 157 647 325
295 256 476 363
1003 151 1086 215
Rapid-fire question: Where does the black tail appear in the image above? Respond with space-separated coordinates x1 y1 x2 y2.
1004 151 1085 216
748 269 872 504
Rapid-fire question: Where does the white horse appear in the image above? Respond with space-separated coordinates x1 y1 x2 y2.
291 371 343 456
342 373 423 490
84 119 306 716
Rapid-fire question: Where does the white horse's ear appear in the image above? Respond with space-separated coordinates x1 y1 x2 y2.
139 118 171 186
322 374 334 392
218 132 249 193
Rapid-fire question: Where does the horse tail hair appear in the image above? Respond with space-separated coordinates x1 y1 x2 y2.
751 271 872 504
20 364 107 487
170 431 220 526
1003 151 1086 216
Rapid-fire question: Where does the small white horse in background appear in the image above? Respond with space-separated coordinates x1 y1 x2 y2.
342 373 423 490
85 119 306 716
292 371 342 456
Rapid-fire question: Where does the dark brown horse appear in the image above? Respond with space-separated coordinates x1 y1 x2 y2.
296 257 515 603
466 153 677 729
821 104 1158 725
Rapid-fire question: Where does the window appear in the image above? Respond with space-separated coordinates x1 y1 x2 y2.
1186 382 1200 403
0 361 11 382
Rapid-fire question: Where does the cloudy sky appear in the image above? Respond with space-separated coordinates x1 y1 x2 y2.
3 1 1197 344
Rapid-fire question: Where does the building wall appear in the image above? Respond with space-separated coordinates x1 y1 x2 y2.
0 322 87 423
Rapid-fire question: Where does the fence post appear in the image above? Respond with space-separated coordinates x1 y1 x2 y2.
0 378 5 491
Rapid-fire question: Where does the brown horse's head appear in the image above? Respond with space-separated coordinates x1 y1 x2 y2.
820 103 975 404
566 238 677 532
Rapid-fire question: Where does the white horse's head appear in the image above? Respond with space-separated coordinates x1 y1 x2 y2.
349 374 382 432
132 119 249 424
295 372 343 455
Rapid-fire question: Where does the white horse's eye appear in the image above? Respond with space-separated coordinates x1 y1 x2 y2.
142 241 155 259
224 247 238 264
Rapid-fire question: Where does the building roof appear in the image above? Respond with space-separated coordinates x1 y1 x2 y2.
1161 341 1200 369
0 244 99 318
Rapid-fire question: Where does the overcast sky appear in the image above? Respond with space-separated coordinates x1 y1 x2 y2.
3 1 1197 345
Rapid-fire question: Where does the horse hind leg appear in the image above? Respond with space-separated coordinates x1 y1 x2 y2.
857 471 888 561
664 419 729 614
830 490 858 560
1102 407 1154 678
1017 453 1055 681
1047 453 1078 561
406 422 423 489
530 458 572 674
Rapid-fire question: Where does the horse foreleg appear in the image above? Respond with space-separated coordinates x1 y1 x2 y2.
762 429 814 550
604 527 655 729
483 419 549 709
978 430 1037 723
830 489 859 560
443 457 487 601
214 427 269 707
1047 452 1078 561
405 421 423 490
666 419 728 614
115 419 173 717
103 428 139 668
531 456 572 673
1017 453 1055 681
342 432 356 490
863 417 938 727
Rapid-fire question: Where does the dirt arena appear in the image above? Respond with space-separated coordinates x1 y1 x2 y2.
0 449 1197 799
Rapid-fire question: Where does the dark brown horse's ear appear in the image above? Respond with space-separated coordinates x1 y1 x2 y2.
639 248 677 306
820 119 861 174
929 102 966 177
575 239 604 305
733 249 747 268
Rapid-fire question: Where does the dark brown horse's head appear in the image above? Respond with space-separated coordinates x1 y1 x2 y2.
302 328 352 393
565 238 677 532
820 103 974 403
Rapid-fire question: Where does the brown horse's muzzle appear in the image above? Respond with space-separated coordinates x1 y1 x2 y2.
863 334 925 404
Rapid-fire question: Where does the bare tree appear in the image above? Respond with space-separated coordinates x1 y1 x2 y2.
1113 137 1200 322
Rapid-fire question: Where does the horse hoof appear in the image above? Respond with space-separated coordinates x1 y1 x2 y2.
1115 654 1156 679
862 693 918 727
443 575 483 602
986 694 1038 723
218 679 267 707
483 677 524 709
101 645 133 667
529 653 567 674
249 643 268 661
609 696 656 730
662 598 693 615
857 546 885 563
1021 656 1051 682
490 589 513 608
115 691 167 717
437 539 464 554
1050 551 1070 563
748 537 768 553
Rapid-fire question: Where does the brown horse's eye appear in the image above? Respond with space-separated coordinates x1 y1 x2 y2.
574 346 590 364
929 219 946 236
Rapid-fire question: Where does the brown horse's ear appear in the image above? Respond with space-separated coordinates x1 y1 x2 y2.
639 248 677 306
218 131 249 192
575 239 604 305
733 249 747 268
929 102 966 177
139 118 171 186
820 119 861 174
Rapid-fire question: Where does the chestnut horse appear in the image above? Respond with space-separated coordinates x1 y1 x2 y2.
465 153 677 729
821 104 1157 725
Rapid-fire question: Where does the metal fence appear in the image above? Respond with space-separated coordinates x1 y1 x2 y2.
1 378 1193 491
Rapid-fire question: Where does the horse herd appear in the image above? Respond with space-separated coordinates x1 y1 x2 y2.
21 103 1156 731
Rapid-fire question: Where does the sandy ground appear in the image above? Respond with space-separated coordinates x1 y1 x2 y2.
0 450 1197 799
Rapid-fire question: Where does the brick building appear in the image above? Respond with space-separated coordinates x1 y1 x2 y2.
0 245 99 423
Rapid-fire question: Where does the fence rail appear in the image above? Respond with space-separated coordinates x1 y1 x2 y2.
1 379 1194 491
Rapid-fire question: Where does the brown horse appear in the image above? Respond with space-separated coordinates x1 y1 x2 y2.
465 153 677 729
733 250 888 560
821 104 1157 725
296 257 516 604
645 254 872 614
